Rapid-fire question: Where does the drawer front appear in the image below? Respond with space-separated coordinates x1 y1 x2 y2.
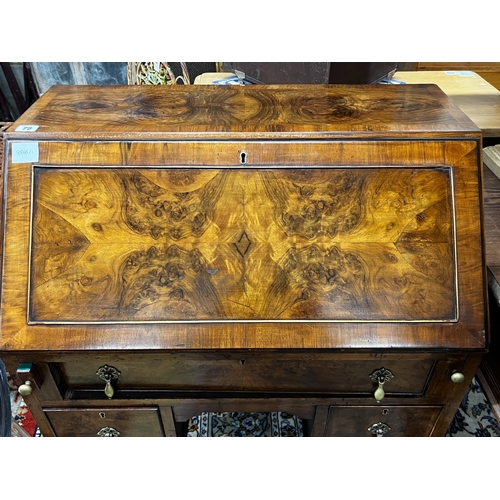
325 405 443 437
57 357 434 396
44 407 165 437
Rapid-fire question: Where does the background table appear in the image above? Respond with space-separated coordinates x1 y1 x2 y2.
394 71 500 138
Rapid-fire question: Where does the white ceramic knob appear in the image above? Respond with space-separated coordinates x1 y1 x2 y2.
18 381 33 396
451 372 465 384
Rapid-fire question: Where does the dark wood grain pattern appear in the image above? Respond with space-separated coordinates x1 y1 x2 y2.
56 356 435 394
44 407 165 437
29 167 455 323
325 405 443 437
6 84 480 141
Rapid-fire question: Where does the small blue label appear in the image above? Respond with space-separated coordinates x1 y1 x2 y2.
12 142 39 163
15 125 39 132
445 70 474 77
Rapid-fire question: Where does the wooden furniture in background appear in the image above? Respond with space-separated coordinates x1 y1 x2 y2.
0 84 488 437
0 63 38 121
393 70 500 138
416 63 500 92
221 62 400 84
483 145 500 178
479 161 500 421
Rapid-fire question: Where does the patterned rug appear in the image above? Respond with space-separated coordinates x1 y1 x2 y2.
187 411 303 437
445 377 500 437
6 374 500 437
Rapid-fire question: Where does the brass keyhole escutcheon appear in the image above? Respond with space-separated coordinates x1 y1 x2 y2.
96 364 121 399
99 412 106 419
369 367 394 403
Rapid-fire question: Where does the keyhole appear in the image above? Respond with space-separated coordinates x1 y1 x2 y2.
240 152 247 164
240 360 246 366
99 412 106 419
382 409 389 416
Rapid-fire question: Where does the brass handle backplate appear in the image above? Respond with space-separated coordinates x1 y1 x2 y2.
368 421 391 437
369 367 394 403
97 426 120 437
96 364 121 399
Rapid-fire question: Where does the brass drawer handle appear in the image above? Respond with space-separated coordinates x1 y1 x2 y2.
368 421 391 437
96 365 121 399
97 426 120 437
369 367 394 403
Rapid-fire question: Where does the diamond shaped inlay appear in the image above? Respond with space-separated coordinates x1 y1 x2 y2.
234 231 252 257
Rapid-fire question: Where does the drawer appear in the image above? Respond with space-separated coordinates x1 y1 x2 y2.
55 356 435 396
44 406 165 437
325 405 443 437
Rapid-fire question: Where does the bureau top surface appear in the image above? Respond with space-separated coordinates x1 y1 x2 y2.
0 85 487 353
7 84 480 141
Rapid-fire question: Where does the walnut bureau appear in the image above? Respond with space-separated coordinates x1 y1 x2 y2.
0 84 488 437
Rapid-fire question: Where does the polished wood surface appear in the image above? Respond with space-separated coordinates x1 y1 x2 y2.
8 84 479 140
6 351 480 437
325 405 442 437
0 86 487 352
394 70 500 137
0 85 488 437
0 139 486 351
29 166 455 323
44 406 165 437
57 355 435 394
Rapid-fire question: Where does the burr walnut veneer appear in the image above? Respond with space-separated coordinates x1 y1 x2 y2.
0 84 488 436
